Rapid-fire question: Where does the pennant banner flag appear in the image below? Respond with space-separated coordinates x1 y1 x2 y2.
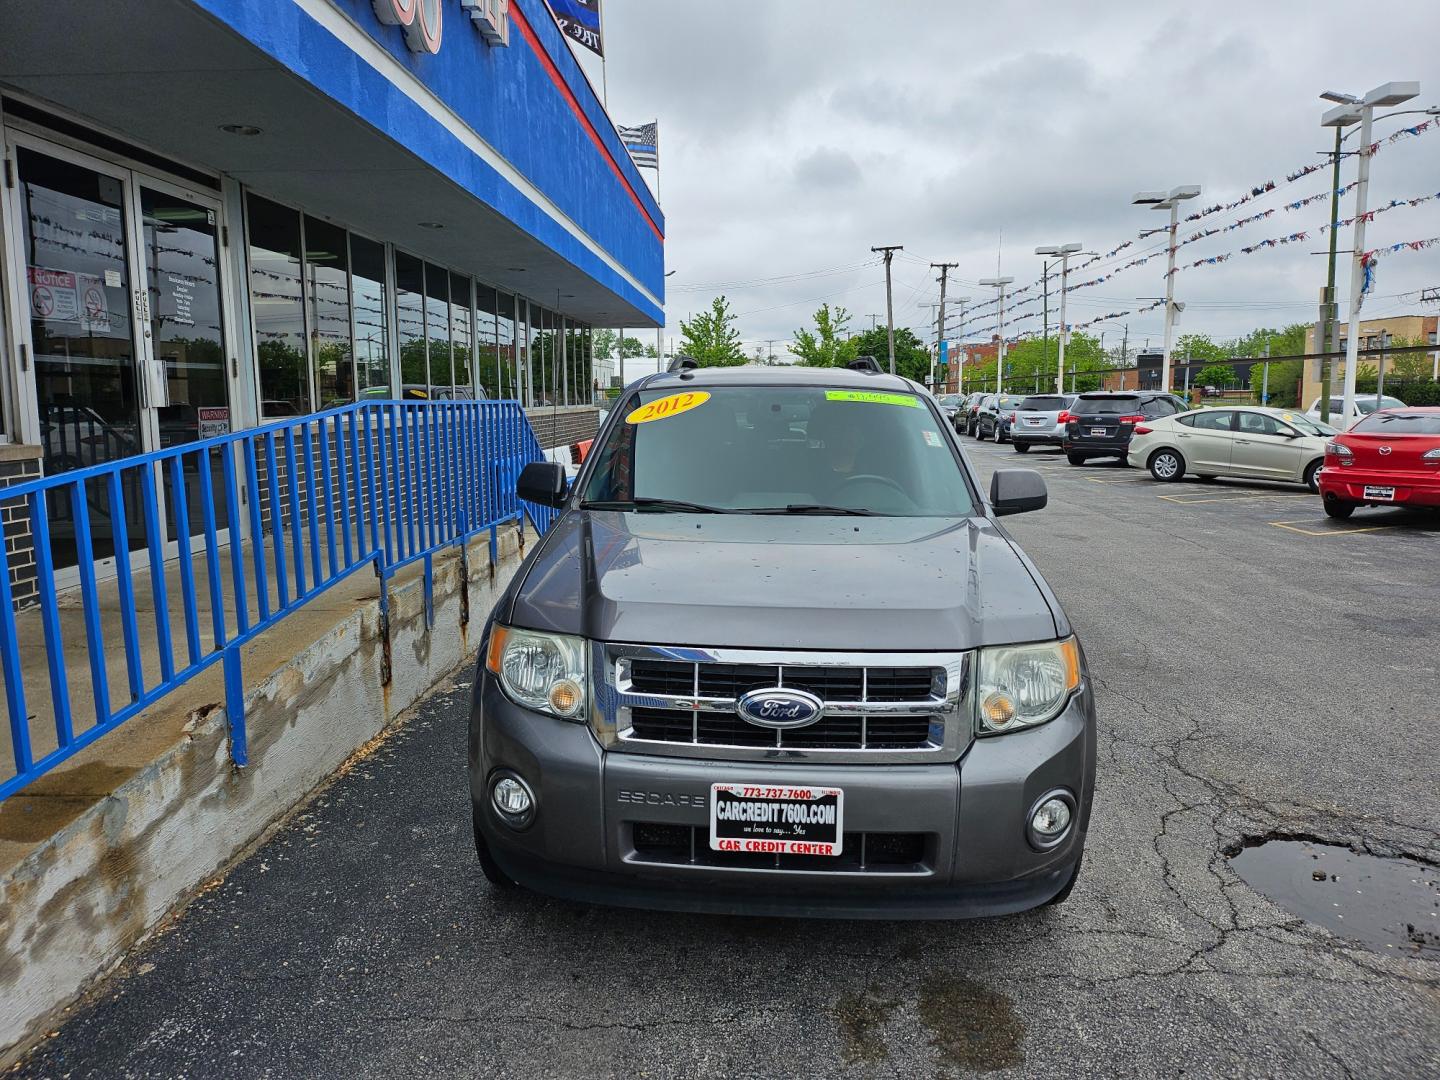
618 121 659 169
1360 236 1440 296
550 0 603 56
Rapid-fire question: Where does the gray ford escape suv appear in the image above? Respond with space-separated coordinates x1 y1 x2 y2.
469 362 1096 918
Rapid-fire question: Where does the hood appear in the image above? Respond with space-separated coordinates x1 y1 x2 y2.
506 512 1059 651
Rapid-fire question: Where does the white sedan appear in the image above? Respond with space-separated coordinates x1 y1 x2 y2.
1127 406 1338 491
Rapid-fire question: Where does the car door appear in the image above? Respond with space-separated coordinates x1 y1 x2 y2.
1175 409 1235 471
1230 411 1304 479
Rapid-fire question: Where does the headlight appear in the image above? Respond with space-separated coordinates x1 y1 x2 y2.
975 637 1081 735
485 624 587 721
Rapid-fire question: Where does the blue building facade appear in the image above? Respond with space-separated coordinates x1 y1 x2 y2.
0 0 661 528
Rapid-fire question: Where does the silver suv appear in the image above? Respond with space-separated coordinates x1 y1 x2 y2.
471 364 1097 918
1010 393 1078 453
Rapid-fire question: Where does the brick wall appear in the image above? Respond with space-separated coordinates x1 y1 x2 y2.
525 406 599 451
0 446 43 610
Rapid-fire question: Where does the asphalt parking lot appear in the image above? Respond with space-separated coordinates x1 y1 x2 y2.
16 442 1440 1080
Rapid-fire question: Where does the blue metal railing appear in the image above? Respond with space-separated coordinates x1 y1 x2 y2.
0 399 557 801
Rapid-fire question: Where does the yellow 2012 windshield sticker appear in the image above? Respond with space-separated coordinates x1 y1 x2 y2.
625 391 711 425
824 390 921 408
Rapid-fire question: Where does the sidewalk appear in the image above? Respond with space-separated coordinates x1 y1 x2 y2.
0 519 534 1064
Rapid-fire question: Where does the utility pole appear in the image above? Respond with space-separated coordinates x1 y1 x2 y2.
872 245 903 374
1037 244 1082 393
865 313 880 332
931 262 957 394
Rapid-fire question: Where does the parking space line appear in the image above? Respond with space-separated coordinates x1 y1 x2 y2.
1085 476 1146 484
1157 492 1314 504
1268 519 1394 537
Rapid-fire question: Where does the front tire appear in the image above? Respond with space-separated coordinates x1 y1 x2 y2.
1323 496 1355 520
992 421 1004 444
1066 452 1088 466
1148 448 1185 482
1303 460 1322 493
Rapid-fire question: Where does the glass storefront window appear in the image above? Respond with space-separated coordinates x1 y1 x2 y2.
304 215 352 409
474 286 499 398
351 235 389 399
247 195 308 417
424 261 450 395
496 292 515 400
514 298 529 406
395 251 426 396
449 272 472 396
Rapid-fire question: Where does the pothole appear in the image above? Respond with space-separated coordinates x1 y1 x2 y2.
1228 838 1439 955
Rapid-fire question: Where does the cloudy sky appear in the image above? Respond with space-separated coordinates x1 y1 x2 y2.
579 0 1439 373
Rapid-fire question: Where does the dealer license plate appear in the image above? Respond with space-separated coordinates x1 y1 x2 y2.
710 783 844 856
1363 485 1396 501
1090 427 1108 437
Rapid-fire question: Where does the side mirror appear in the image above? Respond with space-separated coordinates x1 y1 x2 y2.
517 461 568 508
990 469 1048 517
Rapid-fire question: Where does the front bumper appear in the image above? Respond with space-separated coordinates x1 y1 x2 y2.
1319 466 1440 507
469 671 1096 919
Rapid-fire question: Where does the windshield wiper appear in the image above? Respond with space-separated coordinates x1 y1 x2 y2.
741 504 877 516
580 497 734 514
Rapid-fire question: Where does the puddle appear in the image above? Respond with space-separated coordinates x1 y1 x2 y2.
1229 839 1440 954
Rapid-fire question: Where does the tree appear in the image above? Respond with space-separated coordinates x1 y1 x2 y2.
790 303 858 367
678 296 746 367
845 326 932 382
1195 363 1235 389
1174 333 1227 364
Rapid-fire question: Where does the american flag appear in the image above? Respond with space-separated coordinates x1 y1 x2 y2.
618 122 659 169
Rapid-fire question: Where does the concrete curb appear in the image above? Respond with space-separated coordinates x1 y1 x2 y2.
0 523 532 1065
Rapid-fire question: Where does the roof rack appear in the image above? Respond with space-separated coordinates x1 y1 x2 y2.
847 356 882 373
667 355 699 373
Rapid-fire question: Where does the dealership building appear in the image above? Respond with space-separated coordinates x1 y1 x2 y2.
0 0 663 532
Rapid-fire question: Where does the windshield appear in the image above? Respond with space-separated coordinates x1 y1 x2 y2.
1279 412 1335 436
1352 411 1440 435
581 385 977 517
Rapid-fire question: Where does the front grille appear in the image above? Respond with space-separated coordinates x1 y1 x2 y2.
630 823 928 873
629 659 938 703
629 707 933 750
604 647 969 762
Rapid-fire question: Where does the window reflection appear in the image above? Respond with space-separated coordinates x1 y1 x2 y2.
305 215 352 409
449 272 472 396
395 251 426 395
424 262 450 396
351 235 389 398
247 195 308 417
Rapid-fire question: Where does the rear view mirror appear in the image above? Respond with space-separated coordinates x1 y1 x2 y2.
517 461 568 508
990 469 1048 517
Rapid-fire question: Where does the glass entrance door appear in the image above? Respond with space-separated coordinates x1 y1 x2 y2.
8 136 234 577
14 144 147 572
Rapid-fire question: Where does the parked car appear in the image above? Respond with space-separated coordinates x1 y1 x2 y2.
960 391 986 436
936 394 963 424
1127 406 1336 490
1318 407 1440 518
1063 391 1188 465
1305 394 1406 425
975 393 1024 443
1010 393 1078 454
472 364 1096 918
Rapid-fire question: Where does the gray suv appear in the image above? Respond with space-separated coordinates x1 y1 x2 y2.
470 363 1096 918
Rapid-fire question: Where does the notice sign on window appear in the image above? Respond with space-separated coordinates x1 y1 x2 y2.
198 407 230 440
28 267 80 322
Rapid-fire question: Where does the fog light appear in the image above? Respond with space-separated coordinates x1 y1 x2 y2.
1032 798 1071 836
1026 789 1075 850
491 774 534 825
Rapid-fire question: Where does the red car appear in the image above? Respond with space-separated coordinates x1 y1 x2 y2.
1318 407 1440 518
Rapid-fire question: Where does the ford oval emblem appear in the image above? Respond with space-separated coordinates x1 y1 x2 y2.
736 688 824 729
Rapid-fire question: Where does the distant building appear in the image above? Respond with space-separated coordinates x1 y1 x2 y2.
1301 314 1438 407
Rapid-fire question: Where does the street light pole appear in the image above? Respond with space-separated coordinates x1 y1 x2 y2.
1327 82 1420 426
979 276 1014 394
1036 243 1082 393
871 245 903 374
932 261 957 393
1133 186 1201 394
